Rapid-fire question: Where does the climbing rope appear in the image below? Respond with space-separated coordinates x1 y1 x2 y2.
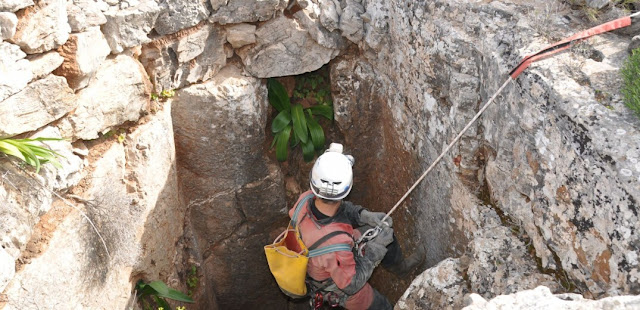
358 11 640 245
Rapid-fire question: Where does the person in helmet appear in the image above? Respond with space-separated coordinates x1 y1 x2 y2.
288 143 425 310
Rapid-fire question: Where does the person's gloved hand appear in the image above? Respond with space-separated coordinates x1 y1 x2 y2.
372 225 394 247
363 241 388 264
359 210 393 228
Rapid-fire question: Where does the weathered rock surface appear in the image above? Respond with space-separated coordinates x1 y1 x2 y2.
293 1 345 50
154 0 209 35
396 258 470 310
0 12 17 40
0 247 14 292
33 126 86 191
467 217 559 297
346 0 640 299
395 182 558 309
101 0 161 53
53 27 111 90
60 54 150 140
0 127 83 263
238 15 340 78
66 0 107 32
0 0 33 12
0 74 75 137
337 0 365 44
0 41 32 102
209 0 286 25
10 0 70 54
1 0 639 308
629 35 640 53
27 50 64 80
0 161 55 260
140 23 226 91
329 0 640 304
124 105 186 292
172 64 288 309
463 286 640 309
225 23 256 48
585 0 610 10
2 106 186 310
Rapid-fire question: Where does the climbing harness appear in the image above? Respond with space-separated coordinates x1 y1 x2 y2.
312 292 324 310
264 192 353 298
310 290 342 309
307 278 346 309
358 11 640 246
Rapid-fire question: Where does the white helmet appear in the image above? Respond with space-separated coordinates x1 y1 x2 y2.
310 143 355 200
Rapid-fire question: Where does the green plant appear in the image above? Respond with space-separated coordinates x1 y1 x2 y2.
186 266 198 296
135 280 194 310
268 78 333 162
117 131 126 144
160 89 175 98
0 137 63 173
151 89 176 101
621 48 640 119
103 129 127 143
291 73 333 106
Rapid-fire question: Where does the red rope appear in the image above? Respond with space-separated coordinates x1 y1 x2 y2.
510 16 632 79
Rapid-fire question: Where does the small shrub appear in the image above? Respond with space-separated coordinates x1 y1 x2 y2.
151 89 176 101
160 89 175 98
267 78 333 162
0 137 63 173
621 48 640 119
135 280 194 310
186 265 198 296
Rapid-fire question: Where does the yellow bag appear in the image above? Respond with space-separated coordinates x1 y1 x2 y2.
264 193 352 298
264 227 310 298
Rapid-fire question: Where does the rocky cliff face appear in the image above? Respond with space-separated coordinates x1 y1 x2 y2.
374 0 640 303
0 0 638 309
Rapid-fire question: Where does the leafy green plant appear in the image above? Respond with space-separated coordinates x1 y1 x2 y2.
0 137 63 173
186 266 198 296
151 89 176 101
135 280 194 310
160 89 175 98
268 78 333 162
291 73 333 106
117 131 127 144
621 48 640 119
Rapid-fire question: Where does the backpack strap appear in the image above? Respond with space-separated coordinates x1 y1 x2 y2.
290 193 352 257
291 192 315 227
308 231 353 258
308 231 352 251
308 244 353 257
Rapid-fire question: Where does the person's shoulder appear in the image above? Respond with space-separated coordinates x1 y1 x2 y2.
290 190 315 216
301 190 315 197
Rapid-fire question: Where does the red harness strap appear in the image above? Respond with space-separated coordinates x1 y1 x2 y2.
510 15 633 79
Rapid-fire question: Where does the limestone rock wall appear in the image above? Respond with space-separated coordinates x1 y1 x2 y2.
355 0 640 303
463 286 640 310
0 0 362 308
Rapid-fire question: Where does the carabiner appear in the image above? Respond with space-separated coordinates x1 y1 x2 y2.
326 292 341 308
354 226 382 256
312 292 323 310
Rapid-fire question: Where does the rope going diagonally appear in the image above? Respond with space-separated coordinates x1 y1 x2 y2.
379 11 640 225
